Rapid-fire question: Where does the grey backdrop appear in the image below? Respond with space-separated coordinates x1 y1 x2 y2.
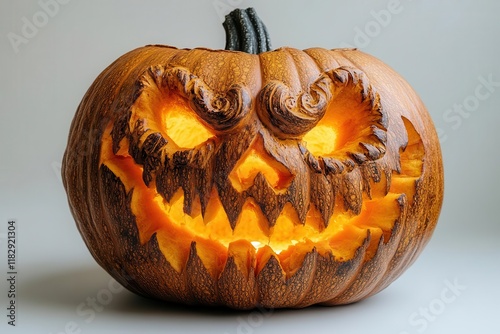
1 1 499 333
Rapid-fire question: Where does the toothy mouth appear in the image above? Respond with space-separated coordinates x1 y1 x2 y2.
99 114 422 278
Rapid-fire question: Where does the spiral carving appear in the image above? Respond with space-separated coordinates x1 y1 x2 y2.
257 74 333 139
148 66 252 134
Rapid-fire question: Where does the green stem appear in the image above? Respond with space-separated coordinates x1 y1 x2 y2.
223 8 272 54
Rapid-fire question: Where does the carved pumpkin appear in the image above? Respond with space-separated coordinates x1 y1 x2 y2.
62 8 443 309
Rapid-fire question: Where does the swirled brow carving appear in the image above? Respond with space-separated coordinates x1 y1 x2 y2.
258 66 388 175
147 66 252 133
257 74 333 138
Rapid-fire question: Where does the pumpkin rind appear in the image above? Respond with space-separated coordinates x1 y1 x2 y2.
62 45 443 309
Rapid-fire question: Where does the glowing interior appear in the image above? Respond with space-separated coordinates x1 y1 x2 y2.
389 117 424 205
100 90 424 279
302 125 338 156
163 104 215 148
301 90 379 159
130 90 215 151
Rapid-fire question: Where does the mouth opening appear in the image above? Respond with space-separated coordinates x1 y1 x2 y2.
100 121 415 279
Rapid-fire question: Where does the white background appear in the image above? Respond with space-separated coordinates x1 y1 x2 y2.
1 0 499 333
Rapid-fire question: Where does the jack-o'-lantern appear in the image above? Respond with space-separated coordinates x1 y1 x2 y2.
62 8 443 309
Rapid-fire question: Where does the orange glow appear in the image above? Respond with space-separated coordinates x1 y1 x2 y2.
129 84 215 152
302 124 337 156
162 99 215 149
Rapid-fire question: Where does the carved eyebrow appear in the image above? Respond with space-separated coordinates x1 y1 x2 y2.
149 66 252 134
257 74 332 139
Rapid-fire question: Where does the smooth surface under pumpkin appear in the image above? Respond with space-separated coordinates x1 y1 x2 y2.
62 8 443 309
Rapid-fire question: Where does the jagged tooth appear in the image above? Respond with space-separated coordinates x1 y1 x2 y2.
257 250 317 308
162 150 196 215
367 161 381 183
194 139 217 167
382 194 413 276
217 182 246 229
155 155 177 203
141 133 167 186
271 146 310 225
172 149 188 166
372 96 388 129
128 119 147 163
185 242 219 305
287 172 309 225
111 111 131 154
328 175 342 216
342 158 356 173
249 173 285 228
309 172 335 228
218 241 258 309
341 169 363 215
371 125 388 144
360 142 383 160
350 152 367 165
359 161 382 199
323 157 344 175
325 210 405 304
100 164 194 303
183 150 209 216
213 128 254 229
218 256 257 309
296 251 342 307
141 132 166 158
298 143 323 174
308 153 323 173
197 165 214 219
192 141 217 218
360 78 376 106
385 168 392 194
181 182 196 216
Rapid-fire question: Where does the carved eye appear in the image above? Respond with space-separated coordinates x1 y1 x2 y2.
113 65 254 159
300 67 388 174
161 66 252 134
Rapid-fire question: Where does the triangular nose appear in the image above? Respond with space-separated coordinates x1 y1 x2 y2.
228 135 294 194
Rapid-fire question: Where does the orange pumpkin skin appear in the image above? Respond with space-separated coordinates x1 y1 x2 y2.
62 44 443 309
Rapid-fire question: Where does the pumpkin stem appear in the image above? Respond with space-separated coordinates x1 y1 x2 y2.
223 8 272 54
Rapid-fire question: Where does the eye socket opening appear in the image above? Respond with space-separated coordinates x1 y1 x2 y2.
161 93 216 149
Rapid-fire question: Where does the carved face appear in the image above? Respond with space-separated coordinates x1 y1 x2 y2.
63 46 443 309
